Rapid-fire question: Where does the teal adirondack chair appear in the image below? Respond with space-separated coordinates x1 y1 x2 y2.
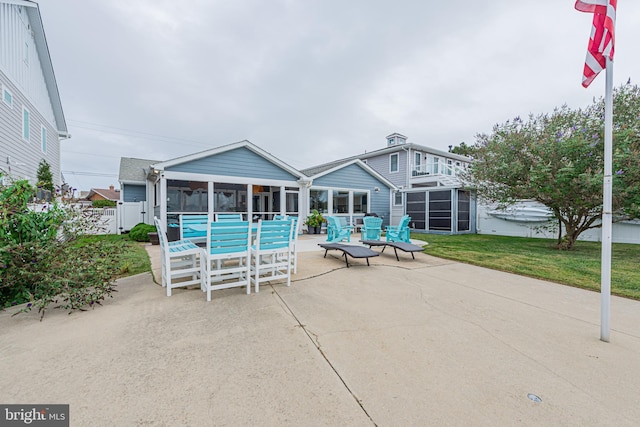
326 216 351 243
386 215 411 243
361 216 383 241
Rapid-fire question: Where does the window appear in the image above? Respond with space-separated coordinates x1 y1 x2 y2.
41 126 47 153
310 189 328 213
390 153 399 173
166 180 208 212
394 192 403 206
22 107 30 141
414 152 422 167
388 137 395 145
2 86 13 107
332 191 349 214
353 191 368 213
429 190 452 231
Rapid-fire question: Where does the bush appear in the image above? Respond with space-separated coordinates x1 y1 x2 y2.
0 178 124 319
92 199 116 208
129 222 156 242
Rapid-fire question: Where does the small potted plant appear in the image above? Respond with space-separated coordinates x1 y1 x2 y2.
305 209 325 234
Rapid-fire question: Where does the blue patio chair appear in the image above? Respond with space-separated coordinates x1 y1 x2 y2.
154 217 204 297
250 219 295 292
326 216 351 243
216 213 243 221
386 215 411 243
179 214 209 245
202 220 252 300
273 215 300 273
361 216 383 241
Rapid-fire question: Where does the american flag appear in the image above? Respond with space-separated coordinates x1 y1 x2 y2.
575 0 617 88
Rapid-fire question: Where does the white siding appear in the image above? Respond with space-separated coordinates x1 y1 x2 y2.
0 3 56 128
0 3 62 186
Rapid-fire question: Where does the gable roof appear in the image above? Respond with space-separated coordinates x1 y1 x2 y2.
305 159 396 190
12 1 68 134
86 187 120 201
301 142 471 176
119 157 160 184
152 140 306 180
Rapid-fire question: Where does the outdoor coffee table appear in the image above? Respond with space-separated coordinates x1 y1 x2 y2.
360 240 425 261
318 243 379 267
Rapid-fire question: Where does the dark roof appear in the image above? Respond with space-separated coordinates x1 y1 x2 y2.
118 157 159 183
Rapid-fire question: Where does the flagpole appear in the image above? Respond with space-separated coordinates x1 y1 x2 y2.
600 56 613 343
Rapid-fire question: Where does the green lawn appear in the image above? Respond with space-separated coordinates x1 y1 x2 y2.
73 234 151 278
410 233 640 300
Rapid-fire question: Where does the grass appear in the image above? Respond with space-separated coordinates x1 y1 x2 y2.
410 233 640 300
72 234 151 278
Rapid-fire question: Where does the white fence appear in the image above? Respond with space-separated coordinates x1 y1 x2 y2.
477 201 640 244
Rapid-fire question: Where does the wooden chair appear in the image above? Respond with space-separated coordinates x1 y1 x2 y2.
250 219 295 293
326 216 351 243
215 213 243 221
361 216 383 241
154 217 203 297
274 215 300 274
179 214 209 245
386 215 411 243
202 220 252 301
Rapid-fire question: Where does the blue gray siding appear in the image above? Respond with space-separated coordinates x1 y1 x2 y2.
123 184 146 202
166 147 299 181
1 70 61 186
365 150 407 188
313 163 391 223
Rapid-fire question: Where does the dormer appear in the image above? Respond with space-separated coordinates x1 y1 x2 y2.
386 133 407 146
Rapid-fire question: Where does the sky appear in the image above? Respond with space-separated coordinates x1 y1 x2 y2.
35 0 640 192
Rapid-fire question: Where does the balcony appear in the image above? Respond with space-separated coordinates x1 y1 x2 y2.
411 161 465 187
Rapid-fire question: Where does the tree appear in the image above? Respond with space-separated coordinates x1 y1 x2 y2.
36 159 54 193
464 83 640 250
449 142 474 157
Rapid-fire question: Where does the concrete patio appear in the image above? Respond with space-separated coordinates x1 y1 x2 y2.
1 234 640 426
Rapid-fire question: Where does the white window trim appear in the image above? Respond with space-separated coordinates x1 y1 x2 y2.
414 151 422 166
393 192 403 206
41 125 47 154
390 153 399 173
22 106 30 142
2 85 13 108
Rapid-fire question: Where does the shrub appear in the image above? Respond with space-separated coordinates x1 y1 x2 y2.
92 199 116 208
129 222 156 242
0 178 123 319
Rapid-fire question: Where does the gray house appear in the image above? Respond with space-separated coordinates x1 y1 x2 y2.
118 140 396 234
0 1 68 187
304 133 475 233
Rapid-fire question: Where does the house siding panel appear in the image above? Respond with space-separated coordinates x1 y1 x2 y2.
313 164 391 222
1 69 60 185
122 184 146 202
1 4 62 186
365 150 407 188
166 147 299 181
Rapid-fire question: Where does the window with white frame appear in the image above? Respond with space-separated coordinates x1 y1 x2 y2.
41 126 47 153
22 107 30 141
390 153 399 173
332 190 349 213
2 86 13 107
414 152 422 167
394 192 403 206
353 191 368 213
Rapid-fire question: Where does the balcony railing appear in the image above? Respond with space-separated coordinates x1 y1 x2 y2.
411 161 465 177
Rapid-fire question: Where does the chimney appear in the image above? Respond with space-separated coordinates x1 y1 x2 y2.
109 185 114 191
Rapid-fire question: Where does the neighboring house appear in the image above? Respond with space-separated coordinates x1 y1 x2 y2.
304 133 475 233
85 185 120 203
0 1 69 186
118 140 395 234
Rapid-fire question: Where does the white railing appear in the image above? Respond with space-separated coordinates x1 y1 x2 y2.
412 161 465 177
